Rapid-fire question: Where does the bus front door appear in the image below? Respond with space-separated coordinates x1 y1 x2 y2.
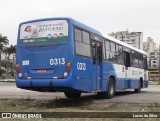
92 41 102 91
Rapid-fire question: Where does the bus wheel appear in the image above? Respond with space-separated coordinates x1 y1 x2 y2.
106 78 115 99
134 81 142 93
97 78 115 99
64 91 81 98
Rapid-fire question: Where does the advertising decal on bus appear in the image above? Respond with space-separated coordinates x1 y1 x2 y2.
20 20 68 45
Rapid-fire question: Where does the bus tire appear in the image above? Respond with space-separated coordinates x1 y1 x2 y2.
64 91 81 98
97 78 115 99
134 80 142 93
106 78 115 99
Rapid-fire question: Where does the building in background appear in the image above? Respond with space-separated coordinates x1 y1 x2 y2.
108 31 143 50
143 37 159 69
150 51 159 68
143 37 159 81
143 37 156 56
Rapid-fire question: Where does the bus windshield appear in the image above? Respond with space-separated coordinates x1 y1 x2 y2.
19 20 68 45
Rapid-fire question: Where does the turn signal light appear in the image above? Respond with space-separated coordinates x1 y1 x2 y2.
15 64 20 68
66 62 71 67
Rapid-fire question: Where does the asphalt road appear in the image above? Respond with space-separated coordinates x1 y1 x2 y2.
0 82 160 103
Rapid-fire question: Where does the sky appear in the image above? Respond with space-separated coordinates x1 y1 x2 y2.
0 0 160 46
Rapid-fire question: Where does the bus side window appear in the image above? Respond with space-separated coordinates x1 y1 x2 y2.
138 53 143 69
75 29 82 42
124 51 131 68
135 52 139 67
105 40 110 60
116 44 124 65
74 28 91 57
110 42 117 63
131 50 137 67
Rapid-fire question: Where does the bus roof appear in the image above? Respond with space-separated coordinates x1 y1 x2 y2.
20 17 146 55
69 18 146 55
104 34 146 55
70 18 102 36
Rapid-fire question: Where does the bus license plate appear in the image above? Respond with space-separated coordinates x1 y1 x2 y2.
37 70 47 74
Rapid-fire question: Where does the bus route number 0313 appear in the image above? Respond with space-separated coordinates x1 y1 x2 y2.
50 58 65 65
77 62 86 70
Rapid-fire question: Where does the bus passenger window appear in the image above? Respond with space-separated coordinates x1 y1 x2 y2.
105 50 110 60
131 51 138 67
105 40 110 51
134 52 139 67
138 54 143 69
82 31 90 44
105 40 110 60
116 45 124 65
75 29 82 42
74 28 91 57
110 42 117 63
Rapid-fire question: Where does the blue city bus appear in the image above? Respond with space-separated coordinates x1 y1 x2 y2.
16 18 148 98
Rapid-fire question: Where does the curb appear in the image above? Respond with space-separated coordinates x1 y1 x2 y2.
148 81 158 85
0 79 15 82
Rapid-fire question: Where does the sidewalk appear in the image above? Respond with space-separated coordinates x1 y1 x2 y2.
0 79 15 82
148 81 159 85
